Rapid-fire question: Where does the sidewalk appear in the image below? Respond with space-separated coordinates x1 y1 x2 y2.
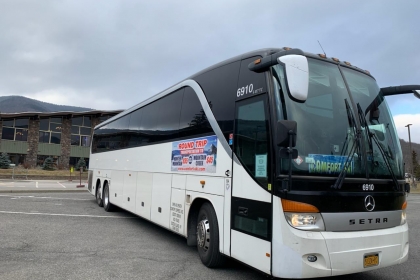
0 179 89 193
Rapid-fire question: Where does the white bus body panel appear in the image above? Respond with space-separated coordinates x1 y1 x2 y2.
231 230 271 274
172 174 186 190
170 187 186 234
123 171 137 213
151 173 172 228
112 170 124 207
272 198 409 278
135 172 153 220
186 175 224 196
89 139 230 242
223 177 231 256
232 159 271 203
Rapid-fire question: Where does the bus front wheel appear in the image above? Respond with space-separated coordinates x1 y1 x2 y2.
197 202 225 267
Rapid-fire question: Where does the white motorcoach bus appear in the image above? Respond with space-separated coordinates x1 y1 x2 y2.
88 48 420 278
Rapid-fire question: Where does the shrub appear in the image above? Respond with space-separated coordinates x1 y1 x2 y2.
0 153 11 169
75 158 86 171
43 157 55 171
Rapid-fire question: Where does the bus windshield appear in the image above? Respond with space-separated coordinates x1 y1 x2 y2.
341 67 403 179
272 58 403 179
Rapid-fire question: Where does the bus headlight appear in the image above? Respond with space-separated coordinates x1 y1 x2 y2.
400 209 407 225
401 201 407 225
284 213 325 231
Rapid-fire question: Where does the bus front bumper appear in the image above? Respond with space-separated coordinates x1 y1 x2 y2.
272 223 408 278
322 223 408 277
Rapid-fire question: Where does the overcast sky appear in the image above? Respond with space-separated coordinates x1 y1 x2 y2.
0 0 419 142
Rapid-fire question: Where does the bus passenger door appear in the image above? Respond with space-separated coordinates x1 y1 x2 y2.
231 94 272 275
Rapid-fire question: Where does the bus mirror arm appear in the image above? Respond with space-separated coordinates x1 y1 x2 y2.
405 183 410 193
277 120 297 148
277 120 298 192
381 85 420 99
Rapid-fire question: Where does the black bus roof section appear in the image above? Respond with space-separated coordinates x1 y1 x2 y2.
96 47 374 129
248 48 375 79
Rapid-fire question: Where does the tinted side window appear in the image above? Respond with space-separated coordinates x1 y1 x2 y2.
127 108 144 147
194 61 241 141
139 101 158 144
179 87 213 138
96 114 131 151
153 88 183 142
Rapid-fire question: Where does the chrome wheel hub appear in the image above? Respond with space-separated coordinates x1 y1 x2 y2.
197 219 210 251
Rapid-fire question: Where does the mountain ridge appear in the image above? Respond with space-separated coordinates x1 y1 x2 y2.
0 95 93 113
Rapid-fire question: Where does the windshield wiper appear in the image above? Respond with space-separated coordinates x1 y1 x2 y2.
357 104 375 175
356 103 400 190
331 99 360 189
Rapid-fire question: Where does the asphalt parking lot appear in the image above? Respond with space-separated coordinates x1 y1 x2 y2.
0 189 419 280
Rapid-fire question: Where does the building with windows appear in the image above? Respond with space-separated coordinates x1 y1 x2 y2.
0 110 122 168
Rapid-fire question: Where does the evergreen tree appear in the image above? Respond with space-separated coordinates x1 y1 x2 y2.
0 153 11 169
43 157 54 170
75 158 86 171
413 151 420 179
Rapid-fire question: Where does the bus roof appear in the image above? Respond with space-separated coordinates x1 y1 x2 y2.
97 47 373 129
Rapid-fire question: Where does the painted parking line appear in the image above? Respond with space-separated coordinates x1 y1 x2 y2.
0 210 137 219
57 182 66 188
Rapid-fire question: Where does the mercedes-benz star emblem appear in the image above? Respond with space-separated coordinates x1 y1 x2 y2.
364 195 375 212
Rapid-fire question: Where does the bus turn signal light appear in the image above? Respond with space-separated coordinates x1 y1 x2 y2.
281 199 319 213
402 201 407 210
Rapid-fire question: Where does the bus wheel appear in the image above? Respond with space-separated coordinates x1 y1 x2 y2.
96 183 103 207
197 202 225 267
103 182 114 212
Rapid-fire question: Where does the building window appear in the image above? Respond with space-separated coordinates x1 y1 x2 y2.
39 117 62 144
1 118 29 141
71 116 92 146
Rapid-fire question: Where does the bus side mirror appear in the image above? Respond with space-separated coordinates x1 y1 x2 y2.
277 55 309 102
277 120 297 147
405 183 410 193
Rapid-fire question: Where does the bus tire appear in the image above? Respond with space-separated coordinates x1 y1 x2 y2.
103 182 114 212
197 202 225 267
96 182 103 207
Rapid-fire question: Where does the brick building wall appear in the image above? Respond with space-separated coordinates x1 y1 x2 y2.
60 118 72 169
0 111 121 168
26 119 40 167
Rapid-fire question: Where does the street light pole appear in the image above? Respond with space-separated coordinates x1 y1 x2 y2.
405 124 414 187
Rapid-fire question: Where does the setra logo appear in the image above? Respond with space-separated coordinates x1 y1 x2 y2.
364 195 375 212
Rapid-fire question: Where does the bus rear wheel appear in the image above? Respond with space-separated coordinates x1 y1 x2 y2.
103 182 114 212
197 202 225 267
96 183 103 207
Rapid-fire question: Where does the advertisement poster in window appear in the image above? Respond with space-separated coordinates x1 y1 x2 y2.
171 136 217 173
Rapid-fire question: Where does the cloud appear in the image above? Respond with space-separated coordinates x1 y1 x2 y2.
0 0 419 112
393 114 420 144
